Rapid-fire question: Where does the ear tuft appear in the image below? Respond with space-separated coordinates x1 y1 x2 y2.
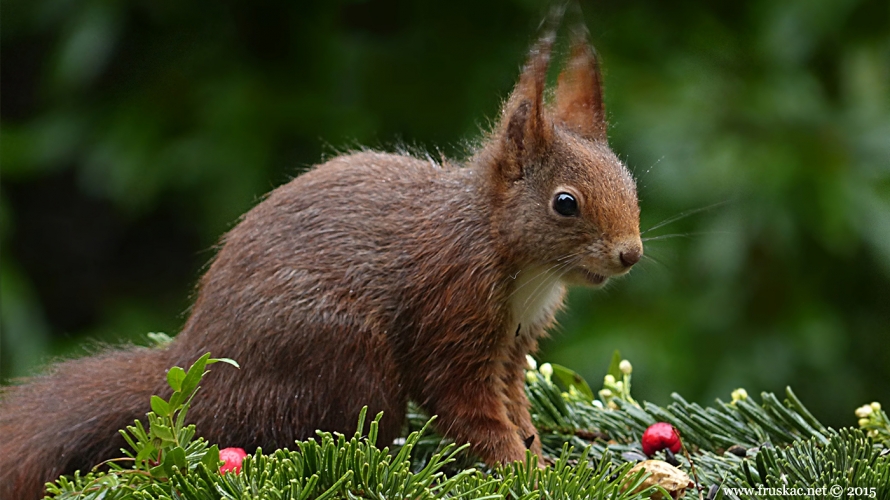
507 100 532 153
493 28 557 181
555 24 608 142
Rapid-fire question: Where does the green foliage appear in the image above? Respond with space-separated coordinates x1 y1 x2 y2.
46 355 889 499
45 353 238 499
523 360 889 499
731 429 890 500
47 404 655 500
410 359 890 499
161 409 482 500
142 413 655 500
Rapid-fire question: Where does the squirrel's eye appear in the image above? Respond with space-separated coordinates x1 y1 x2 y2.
553 192 579 217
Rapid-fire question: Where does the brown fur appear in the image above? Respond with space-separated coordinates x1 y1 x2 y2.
0 26 642 499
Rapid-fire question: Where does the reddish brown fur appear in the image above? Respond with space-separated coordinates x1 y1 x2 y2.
0 26 642 499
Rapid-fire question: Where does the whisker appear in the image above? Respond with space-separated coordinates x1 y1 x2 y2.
637 156 664 182
641 200 732 235
556 251 585 262
642 231 730 242
640 253 665 267
520 257 580 311
505 253 581 302
519 256 583 312
553 258 581 282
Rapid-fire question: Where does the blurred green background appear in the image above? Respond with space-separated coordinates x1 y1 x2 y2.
1 0 888 429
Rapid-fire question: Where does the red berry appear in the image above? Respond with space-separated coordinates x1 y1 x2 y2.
219 447 248 474
641 422 681 456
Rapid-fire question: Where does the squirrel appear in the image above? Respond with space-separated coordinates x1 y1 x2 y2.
0 22 642 499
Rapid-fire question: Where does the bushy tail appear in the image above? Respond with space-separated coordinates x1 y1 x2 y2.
0 347 170 499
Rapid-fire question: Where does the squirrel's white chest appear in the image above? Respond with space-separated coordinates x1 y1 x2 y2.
507 266 567 336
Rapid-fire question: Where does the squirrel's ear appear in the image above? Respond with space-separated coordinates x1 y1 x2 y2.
495 33 554 181
555 27 607 142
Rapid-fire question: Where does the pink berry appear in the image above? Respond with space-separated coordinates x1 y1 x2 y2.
219 447 248 474
641 422 681 456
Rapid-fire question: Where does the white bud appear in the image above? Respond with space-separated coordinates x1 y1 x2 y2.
525 371 539 384
871 402 882 412
856 405 874 418
599 389 613 398
604 374 616 385
525 355 537 371
619 360 633 375
731 388 748 402
592 399 604 408
615 381 624 392
540 363 553 379
858 418 871 427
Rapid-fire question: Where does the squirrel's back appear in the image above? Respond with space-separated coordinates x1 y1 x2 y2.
175 149 509 447
180 150 500 349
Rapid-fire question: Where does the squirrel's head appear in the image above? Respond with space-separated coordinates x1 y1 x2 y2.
481 27 642 287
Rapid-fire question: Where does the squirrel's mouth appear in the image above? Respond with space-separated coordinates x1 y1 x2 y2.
562 266 609 288
577 268 607 287
581 269 606 286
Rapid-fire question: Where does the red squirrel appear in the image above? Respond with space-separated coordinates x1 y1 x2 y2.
0 24 642 499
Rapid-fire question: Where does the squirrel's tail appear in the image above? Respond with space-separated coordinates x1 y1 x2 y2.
0 347 170 499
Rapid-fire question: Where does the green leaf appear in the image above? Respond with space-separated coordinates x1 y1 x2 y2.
152 423 176 442
150 463 167 479
168 390 183 410
181 353 212 398
162 447 185 477
169 446 187 470
202 444 221 471
166 366 186 392
208 357 240 369
150 395 170 417
135 442 157 465
175 403 190 431
550 363 594 400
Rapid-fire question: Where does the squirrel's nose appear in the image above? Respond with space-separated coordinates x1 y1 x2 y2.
619 249 641 267
614 237 643 270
